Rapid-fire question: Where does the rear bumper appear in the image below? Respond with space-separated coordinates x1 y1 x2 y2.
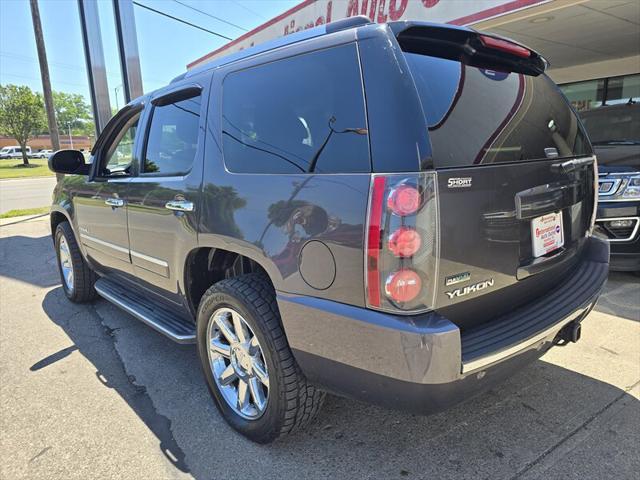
277 236 609 414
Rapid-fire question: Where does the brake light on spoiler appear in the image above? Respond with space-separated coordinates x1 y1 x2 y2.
365 173 439 313
391 23 548 76
479 35 531 59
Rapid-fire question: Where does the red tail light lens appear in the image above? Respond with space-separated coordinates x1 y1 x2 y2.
388 227 421 257
387 184 421 216
365 174 439 313
385 270 422 303
479 35 531 58
366 176 386 308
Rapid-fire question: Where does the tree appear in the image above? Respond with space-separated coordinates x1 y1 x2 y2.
0 84 46 166
52 91 93 136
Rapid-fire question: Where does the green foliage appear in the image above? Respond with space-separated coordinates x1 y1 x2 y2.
0 158 52 179
0 84 46 165
52 90 93 135
0 206 50 219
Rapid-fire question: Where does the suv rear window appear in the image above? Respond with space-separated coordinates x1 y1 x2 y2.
221 44 370 174
404 53 592 167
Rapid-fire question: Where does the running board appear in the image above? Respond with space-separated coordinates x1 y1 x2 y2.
94 278 196 344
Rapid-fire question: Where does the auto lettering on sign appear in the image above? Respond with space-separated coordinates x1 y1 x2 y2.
187 0 550 69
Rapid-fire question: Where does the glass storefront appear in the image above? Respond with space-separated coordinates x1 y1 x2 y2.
560 74 640 112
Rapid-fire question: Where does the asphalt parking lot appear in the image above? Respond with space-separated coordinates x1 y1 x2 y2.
1 215 638 480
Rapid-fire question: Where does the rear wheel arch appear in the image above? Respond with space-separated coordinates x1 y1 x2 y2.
184 246 277 317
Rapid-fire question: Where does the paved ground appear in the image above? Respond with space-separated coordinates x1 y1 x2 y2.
0 177 57 214
1 215 638 480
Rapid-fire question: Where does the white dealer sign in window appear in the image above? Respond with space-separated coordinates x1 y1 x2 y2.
188 0 550 69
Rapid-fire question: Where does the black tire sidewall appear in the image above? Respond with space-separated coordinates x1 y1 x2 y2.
55 224 77 301
196 285 286 443
54 222 95 303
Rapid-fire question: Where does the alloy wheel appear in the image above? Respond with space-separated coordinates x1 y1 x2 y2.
207 307 269 420
58 236 74 292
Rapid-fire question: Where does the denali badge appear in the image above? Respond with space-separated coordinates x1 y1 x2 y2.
445 272 470 286
445 279 494 299
447 177 472 188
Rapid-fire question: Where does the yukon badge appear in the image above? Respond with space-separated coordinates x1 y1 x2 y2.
445 279 494 299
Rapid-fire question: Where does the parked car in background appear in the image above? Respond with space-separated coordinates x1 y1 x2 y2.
48 17 608 443
0 146 31 159
32 149 53 159
580 102 640 272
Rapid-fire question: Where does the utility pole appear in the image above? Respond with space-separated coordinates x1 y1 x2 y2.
30 0 60 156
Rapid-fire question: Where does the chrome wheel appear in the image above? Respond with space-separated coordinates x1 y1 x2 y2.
207 307 269 420
58 236 74 292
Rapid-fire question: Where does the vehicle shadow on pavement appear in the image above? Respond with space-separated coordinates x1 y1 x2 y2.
0 233 60 288
39 286 639 480
40 288 190 474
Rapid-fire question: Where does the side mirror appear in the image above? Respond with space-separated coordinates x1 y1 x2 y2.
48 149 90 175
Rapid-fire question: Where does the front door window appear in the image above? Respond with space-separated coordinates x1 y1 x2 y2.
102 114 140 176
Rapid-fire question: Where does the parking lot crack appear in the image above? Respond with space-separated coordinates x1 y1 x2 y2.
89 303 191 475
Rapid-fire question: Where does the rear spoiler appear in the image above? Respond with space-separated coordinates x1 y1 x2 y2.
388 22 548 76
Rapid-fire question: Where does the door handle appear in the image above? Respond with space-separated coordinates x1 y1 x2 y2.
105 198 125 208
165 200 194 212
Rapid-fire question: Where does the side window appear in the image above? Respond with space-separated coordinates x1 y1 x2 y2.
103 114 140 176
221 44 370 174
142 93 201 175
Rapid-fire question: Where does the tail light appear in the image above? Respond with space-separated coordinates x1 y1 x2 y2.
388 227 421 257
385 269 422 303
365 173 439 313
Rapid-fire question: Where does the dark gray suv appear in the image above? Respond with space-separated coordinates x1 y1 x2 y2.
48 17 609 443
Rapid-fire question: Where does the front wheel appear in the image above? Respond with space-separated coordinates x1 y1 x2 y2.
196 273 324 443
54 221 97 303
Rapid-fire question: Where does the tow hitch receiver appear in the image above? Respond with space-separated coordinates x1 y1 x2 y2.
555 321 582 346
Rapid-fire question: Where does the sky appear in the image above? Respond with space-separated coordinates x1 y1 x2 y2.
0 0 298 111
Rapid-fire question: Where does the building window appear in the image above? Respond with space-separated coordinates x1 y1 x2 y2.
560 74 640 112
606 74 640 106
561 79 605 112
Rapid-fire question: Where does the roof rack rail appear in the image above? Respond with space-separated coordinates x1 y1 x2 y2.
175 15 373 84
326 15 372 34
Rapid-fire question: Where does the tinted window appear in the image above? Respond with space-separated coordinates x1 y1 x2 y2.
580 105 640 144
143 94 201 175
103 114 140 176
405 53 592 167
221 44 370 174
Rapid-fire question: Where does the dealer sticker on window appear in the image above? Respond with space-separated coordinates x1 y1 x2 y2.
531 211 564 258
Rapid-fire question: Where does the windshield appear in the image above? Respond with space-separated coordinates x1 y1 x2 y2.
580 105 640 145
404 53 592 167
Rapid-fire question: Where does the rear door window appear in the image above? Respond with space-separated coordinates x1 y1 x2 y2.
221 44 370 174
142 93 201 175
404 53 592 167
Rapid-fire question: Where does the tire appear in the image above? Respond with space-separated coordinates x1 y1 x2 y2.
54 221 97 303
196 273 324 443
